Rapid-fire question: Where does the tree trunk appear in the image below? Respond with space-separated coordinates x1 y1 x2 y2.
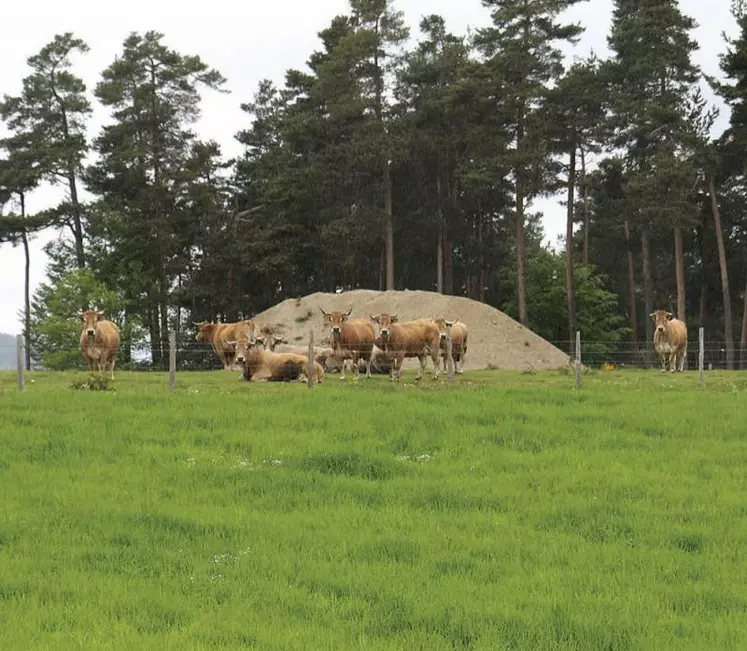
708 170 734 370
379 242 385 291
580 146 589 266
741 269 747 370
623 220 637 341
642 230 653 365
444 238 453 295
436 175 444 293
566 145 576 354
674 227 686 322
516 174 528 325
148 306 161 366
68 173 85 268
384 160 394 290
478 216 485 303
20 193 31 371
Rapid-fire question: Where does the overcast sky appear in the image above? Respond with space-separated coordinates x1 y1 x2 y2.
0 0 736 335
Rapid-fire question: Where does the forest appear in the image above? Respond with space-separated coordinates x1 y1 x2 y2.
1 0 746 370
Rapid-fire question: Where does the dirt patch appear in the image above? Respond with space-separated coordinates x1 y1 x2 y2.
251 289 572 372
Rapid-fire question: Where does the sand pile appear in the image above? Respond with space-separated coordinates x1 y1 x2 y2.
251 289 571 372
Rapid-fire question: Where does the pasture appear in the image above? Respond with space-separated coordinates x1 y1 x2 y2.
1 368 746 650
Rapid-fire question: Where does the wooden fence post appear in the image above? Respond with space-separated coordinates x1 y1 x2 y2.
307 330 314 389
169 330 176 391
16 334 24 391
575 331 582 389
698 327 704 385
446 323 454 381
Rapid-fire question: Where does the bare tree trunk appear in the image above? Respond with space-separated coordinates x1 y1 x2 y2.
741 269 747 369
708 169 734 369
444 238 453 295
566 146 577 353
581 147 589 266
20 193 31 371
674 227 686 322
379 242 385 291
623 220 637 341
642 230 653 365
384 161 394 291
68 173 85 268
478 216 485 303
436 176 443 293
516 174 528 325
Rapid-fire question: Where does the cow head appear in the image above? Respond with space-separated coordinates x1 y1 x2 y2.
255 333 287 351
81 310 105 337
193 321 216 343
320 306 353 339
231 325 257 364
369 313 398 344
433 317 459 341
650 310 673 334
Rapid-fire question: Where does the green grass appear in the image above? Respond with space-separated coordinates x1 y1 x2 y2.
1 368 746 650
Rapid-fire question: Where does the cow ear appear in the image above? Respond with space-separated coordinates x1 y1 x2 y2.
391 314 398 323
370 314 379 323
97 311 105 319
649 312 656 319
666 313 674 320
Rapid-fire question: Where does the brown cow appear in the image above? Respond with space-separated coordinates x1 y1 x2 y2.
650 310 688 372
193 319 256 370
369 313 440 381
255 333 337 372
232 328 324 384
432 318 469 374
319 306 375 380
79 310 120 379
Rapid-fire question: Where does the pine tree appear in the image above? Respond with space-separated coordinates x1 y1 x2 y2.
474 0 587 325
0 33 91 268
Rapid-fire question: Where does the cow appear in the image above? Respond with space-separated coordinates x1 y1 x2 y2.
232 327 324 384
432 318 469 374
369 313 441 381
319 306 375 380
79 309 120 379
255 333 337 372
193 319 256 370
650 310 688 372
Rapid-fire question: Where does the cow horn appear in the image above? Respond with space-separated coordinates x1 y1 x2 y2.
192 321 201 326
346 305 353 316
319 307 328 317
452 318 459 325
649 312 655 319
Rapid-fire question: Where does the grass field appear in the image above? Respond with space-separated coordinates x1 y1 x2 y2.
1 368 746 650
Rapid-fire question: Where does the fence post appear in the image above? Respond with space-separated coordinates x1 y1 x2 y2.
16 334 24 391
307 329 314 388
169 330 176 391
446 323 454 381
575 331 582 389
698 327 704 385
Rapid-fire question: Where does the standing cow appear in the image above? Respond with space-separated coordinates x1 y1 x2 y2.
79 310 120 379
319 307 375 380
432 318 468 374
193 319 256 370
369 313 441 381
650 310 688 372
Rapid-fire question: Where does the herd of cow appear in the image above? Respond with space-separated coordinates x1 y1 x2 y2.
77 306 469 383
77 305 687 381
193 307 470 384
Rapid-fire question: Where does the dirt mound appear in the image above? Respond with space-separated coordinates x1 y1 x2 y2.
251 289 571 372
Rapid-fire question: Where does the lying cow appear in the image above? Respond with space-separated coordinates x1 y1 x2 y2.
193 319 256 370
80 309 120 379
232 328 324 384
650 310 688 372
255 333 337 371
369 313 440 381
432 318 469 374
319 306 375 380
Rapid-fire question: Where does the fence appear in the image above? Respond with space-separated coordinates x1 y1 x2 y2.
5 327 744 392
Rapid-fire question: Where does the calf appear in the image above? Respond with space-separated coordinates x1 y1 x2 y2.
369 313 440 381
80 310 120 379
319 307 375 380
432 318 469 374
650 310 688 372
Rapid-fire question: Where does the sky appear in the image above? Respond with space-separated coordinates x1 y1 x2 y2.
0 0 737 335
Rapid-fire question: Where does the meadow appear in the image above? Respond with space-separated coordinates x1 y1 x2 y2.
1 368 746 650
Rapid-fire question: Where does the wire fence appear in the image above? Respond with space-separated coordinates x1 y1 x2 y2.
2 335 746 374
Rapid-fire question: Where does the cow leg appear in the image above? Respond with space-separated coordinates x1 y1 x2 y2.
365 354 372 378
352 355 361 381
431 348 440 379
110 356 116 380
339 357 347 381
679 347 687 372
